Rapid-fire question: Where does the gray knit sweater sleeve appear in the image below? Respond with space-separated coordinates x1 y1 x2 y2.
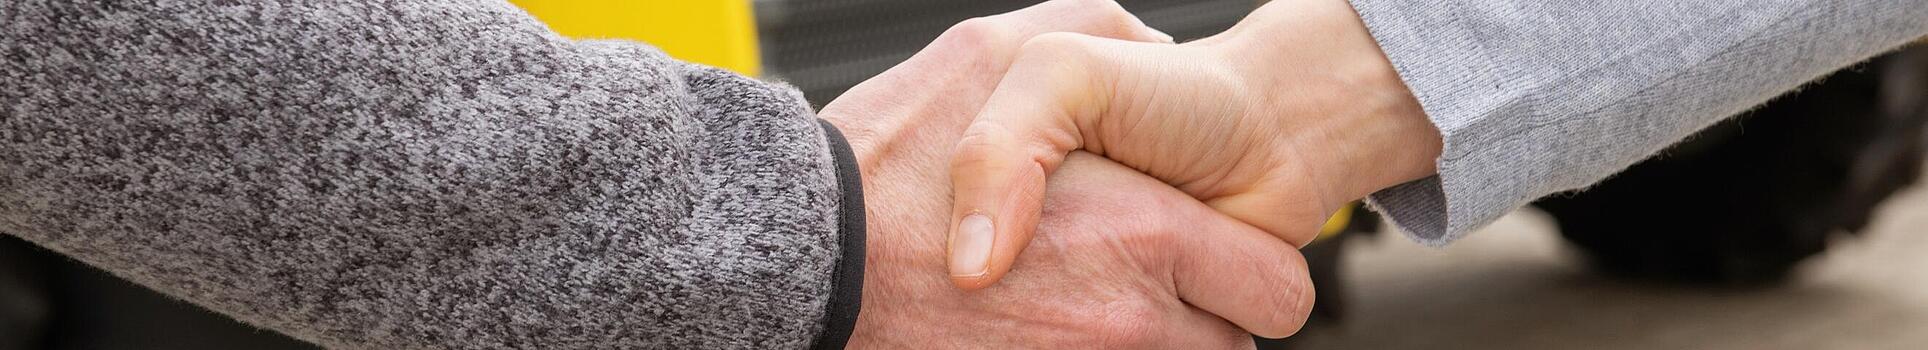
1348 0 1928 244
1 1 864 349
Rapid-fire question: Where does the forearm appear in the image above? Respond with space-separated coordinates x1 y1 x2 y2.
1 1 858 348
1347 0 1928 243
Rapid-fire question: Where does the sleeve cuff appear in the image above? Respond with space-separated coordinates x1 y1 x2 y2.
809 119 866 350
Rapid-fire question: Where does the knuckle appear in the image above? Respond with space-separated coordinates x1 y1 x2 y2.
939 17 1015 50
949 126 1013 169
1012 32 1107 73
955 121 1057 160
1254 264 1313 338
1020 31 1097 57
1253 302 1310 338
952 123 1006 152
949 124 1068 181
1060 0 1126 16
1047 0 1143 37
1092 2 1143 32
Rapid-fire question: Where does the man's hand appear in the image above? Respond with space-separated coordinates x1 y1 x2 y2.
849 153 1314 346
820 0 1314 344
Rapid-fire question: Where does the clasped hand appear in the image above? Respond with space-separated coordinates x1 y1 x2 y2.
821 0 1441 347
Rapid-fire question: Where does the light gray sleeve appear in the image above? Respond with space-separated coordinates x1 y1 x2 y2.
1347 0 1928 244
1 1 861 349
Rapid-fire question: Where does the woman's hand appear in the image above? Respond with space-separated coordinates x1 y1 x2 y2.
944 0 1444 289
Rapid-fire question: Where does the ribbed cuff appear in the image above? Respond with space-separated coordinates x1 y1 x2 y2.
810 119 866 350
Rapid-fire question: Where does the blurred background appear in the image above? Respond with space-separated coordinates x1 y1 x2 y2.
2 1 1924 349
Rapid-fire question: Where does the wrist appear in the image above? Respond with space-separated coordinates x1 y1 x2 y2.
1205 0 1440 207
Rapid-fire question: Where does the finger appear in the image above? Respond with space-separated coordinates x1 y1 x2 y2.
1045 153 1309 343
1171 206 1316 339
945 33 1120 289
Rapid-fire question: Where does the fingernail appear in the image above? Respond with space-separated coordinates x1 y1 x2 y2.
950 214 996 277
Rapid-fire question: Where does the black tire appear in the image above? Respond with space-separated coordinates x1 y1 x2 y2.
1534 46 1928 284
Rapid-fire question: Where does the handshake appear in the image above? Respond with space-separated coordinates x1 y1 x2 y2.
825 0 1442 347
6 0 1919 348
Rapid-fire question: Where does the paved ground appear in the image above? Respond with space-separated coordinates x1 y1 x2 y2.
1287 179 1928 349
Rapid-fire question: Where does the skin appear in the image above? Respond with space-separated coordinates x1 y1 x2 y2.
825 0 1316 345
944 0 1445 293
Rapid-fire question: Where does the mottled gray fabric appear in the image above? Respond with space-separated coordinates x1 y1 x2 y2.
1349 0 1928 244
1 1 847 349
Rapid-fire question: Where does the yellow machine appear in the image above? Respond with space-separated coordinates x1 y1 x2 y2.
509 0 764 76
507 0 1355 240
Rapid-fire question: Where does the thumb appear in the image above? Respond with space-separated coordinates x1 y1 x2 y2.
946 33 1116 290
